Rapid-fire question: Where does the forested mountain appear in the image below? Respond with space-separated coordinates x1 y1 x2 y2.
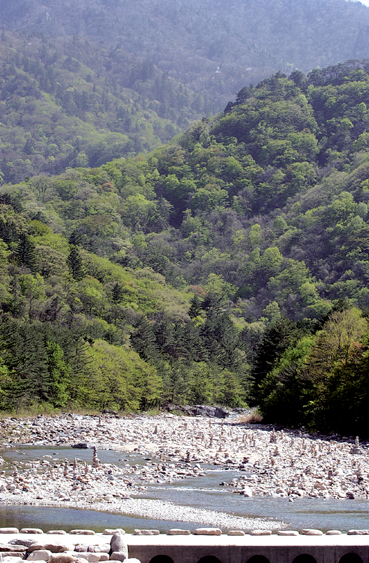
2 0 369 108
0 32 215 183
2 61 369 433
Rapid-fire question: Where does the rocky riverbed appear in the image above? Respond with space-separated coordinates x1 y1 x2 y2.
0 414 368 530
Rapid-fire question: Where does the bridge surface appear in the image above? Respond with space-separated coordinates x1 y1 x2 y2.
0 531 368 563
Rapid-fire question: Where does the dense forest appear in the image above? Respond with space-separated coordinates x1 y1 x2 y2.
2 0 369 107
0 32 216 184
2 60 369 434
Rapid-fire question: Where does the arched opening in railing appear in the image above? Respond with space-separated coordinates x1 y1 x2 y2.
292 555 317 563
247 555 269 563
197 556 222 563
339 554 363 563
247 556 270 563
149 556 175 563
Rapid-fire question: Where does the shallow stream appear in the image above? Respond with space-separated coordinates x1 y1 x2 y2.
1 447 368 533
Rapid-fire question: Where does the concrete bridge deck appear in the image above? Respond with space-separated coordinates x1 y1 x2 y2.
1 531 369 563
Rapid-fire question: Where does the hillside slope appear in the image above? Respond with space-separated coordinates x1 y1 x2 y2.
0 32 214 183
2 61 369 431
2 0 369 107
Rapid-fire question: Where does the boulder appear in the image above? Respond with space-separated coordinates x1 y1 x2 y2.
326 531 342 535
347 530 369 535
72 553 100 563
228 531 245 536
214 407 229 419
242 486 253 497
47 532 67 536
110 554 126 562
301 529 323 536
193 529 222 536
0 546 27 553
87 546 110 554
277 531 299 536
21 529 43 535
70 531 95 536
75 547 88 554
27 550 52 561
102 531 124 537
0 529 19 534
49 555 76 563
132 531 159 536
167 530 191 535
44 545 71 554
250 530 272 536
110 534 127 555
3 557 24 563
9 541 34 548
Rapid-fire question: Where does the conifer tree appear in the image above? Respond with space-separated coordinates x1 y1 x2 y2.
15 233 37 273
67 246 84 281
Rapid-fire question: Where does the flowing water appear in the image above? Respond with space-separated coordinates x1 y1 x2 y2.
1 447 368 532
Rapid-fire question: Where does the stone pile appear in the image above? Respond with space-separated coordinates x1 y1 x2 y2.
0 530 132 563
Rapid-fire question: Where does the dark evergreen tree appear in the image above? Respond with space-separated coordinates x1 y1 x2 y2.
15 233 37 272
67 246 84 281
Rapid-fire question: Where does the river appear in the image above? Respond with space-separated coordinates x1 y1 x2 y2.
0 447 368 533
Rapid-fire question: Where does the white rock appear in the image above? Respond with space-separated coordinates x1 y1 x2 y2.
193 528 222 536
27 550 52 561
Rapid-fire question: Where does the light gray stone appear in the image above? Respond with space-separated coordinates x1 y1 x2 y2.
0 546 26 554
193 529 222 536
228 531 245 536
45 545 71 554
133 531 159 536
326 530 342 535
277 531 299 536
70 531 95 536
251 530 272 536
21 529 44 535
110 553 127 562
9 540 34 548
75 547 88 554
301 529 324 536
102 531 124 537
347 530 369 535
167 530 191 536
87 546 110 554
28 545 46 553
110 534 127 554
47 533 67 536
72 553 100 563
0 529 19 534
3 557 24 563
49 555 76 563
27 550 52 561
